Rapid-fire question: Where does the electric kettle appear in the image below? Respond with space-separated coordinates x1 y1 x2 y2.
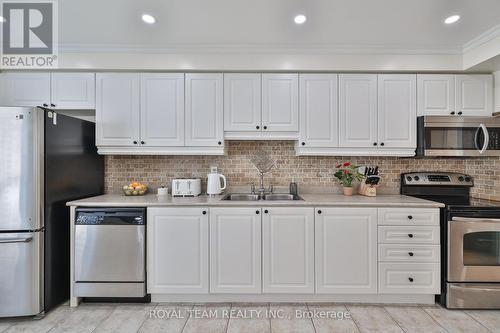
207 170 227 195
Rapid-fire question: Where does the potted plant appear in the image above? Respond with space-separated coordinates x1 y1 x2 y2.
334 162 364 196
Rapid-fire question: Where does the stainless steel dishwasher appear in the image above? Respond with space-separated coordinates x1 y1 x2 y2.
74 208 146 298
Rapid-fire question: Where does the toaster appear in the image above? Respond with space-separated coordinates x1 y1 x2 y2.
171 178 202 197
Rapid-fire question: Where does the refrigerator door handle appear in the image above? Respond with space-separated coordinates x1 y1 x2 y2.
0 237 33 244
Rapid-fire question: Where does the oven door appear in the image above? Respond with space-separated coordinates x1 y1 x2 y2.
448 217 500 282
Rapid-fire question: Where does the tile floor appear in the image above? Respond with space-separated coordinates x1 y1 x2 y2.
1 302 500 333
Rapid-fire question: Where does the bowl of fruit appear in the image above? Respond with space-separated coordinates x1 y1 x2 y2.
123 182 148 196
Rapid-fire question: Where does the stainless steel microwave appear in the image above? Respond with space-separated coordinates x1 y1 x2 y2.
416 116 500 157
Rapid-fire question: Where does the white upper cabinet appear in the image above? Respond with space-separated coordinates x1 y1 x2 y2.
339 74 378 148
262 207 315 293
377 74 416 148
185 73 224 147
417 75 455 116
315 208 378 294
50 73 95 109
456 75 493 116
418 74 493 116
96 73 140 146
262 74 299 132
147 207 209 294
140 73 185 146
224 74 261 132
209 208 262 294
0 73 50 107
299 74 339 147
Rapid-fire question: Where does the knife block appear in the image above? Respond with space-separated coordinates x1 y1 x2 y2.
358 182 379 197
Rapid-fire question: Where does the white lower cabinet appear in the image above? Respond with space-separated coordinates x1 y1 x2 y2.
315 208 378 294
262 207 315 293
209 208 262 293
147 207 209 294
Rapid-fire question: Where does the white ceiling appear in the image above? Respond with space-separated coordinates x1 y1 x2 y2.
59 0 500 52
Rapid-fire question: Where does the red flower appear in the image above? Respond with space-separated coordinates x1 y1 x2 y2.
343 162 351 167
343 170 349 175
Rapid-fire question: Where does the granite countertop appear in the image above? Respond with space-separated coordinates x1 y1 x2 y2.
67 193 444 208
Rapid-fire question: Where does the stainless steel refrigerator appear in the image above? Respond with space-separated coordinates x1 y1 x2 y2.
0 107 104 317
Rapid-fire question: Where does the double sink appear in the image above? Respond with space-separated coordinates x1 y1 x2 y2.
222 193 303 201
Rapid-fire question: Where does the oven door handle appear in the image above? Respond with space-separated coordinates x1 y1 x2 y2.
474 124 489 154
452 217 500 223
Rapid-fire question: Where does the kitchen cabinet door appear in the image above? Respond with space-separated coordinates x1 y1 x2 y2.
95 73 140 146
315 208 378 294
0 72 50 107
209 208 261 293
456 75 493 116
339 74 378 148
140 73 185 146
378 74 416 149
50 73 96 109
224 73 262 132
262 207 314 293
417 75 455 116
262 74 298 132
185 73 224 147
299 74 339 147
147 207 209 294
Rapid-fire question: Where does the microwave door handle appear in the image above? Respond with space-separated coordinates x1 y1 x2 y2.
480 124 489 154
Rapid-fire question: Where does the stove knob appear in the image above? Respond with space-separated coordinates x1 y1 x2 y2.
413 176 420 181
458 176 465 182
406 176 412 181
465 177 471 182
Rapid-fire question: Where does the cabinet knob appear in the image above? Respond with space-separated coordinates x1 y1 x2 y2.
256 210 260 215
133 141 138 144
451 111 456 115
408 277 414 282
458 111 463 115
43 103 48 107
408 215 413 220
264 209 269 214
301 142 306 146
408 233 414 238
408 252 414 257
380 142 385 147
141 141 145 145
373 142 378 146
218 141 222 145
317 210 322 214
256 125 260 130
202 211 207 215
263 126 268 130
50 103 56 107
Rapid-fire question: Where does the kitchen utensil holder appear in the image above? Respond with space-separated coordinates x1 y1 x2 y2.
358 182 379 197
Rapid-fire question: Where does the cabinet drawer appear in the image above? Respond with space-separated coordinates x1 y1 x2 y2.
379 263 440 294
378 226 440 244
378 244 440 262
378 208 439 226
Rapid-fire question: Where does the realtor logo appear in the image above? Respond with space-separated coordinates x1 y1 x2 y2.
1 0 58 68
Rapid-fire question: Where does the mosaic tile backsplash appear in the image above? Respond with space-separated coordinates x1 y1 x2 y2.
105 141 500 201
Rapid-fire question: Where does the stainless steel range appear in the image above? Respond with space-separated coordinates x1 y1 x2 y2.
401 172 500 309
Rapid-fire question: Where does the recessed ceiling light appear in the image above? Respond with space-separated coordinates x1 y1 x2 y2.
294 14 307 25
444 15 460 24
142 14 156 24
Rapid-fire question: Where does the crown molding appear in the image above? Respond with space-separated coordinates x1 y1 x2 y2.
59 43 462 56
463 23 500 53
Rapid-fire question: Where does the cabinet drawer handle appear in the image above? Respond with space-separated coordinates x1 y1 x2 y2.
408 277 414 282
451 111 456 115
133 141 138 144
264 209 269 214
302 142 306 146
202 211 207 215
408 233 414 238
373 142 378 146
217 141 222 145
43 103 48 107
263 126 268 130
256 125 260 130
141 141 145 145
408 215 413 220
317 210 322 214
408 252 414 257
256 210 260 215
458 111 463 115
50 103 56 107
380 142 385 147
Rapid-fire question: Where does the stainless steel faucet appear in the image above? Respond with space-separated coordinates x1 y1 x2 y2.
252 172 273 197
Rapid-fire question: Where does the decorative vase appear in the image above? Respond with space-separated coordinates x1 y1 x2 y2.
343 186 353 196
